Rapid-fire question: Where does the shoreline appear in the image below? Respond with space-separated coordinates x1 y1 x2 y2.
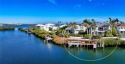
22 27 125 48
1 26 125 48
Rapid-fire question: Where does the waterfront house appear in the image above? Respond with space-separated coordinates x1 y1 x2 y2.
45 23 58 31
35 24 48 31
66 25 87 34
0 24 2 26
117 23 125 34
90 23 111 36
59 24 67 28
35 23 58 32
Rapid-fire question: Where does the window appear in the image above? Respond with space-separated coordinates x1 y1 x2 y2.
121 27 123 29
92 32 94 34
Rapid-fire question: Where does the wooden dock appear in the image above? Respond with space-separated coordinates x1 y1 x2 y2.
45 36 53 42
66 40 103 49
26 29 32 34
67 42 97 49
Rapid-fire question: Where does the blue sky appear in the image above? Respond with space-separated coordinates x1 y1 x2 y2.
0 0 125 24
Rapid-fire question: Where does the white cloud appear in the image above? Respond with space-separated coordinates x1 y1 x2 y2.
48 0 57 5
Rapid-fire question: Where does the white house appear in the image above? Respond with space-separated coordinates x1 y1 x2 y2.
35 23 58 32
0 24 2 26
117 23 125 34
36 24 49 31
66 25 87 34
0 23 3 26
59 24 67 28
90 23 111 36
45 23 58 31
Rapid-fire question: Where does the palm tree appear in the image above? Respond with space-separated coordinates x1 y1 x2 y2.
79 24 85 33
109 18 113 27
108 18 119 37
109 18 118 26
98 34 104 47
69 22 77 34
109 18 115 34
83 19 92 34
62 30 70 38
85 34 92 45
58 21 61 27
117 33 121 39
84 23 89 34
115 18 119 24
88 34 92 43
91 19 96 36
92 19 96 25
66 22 69 26
120 21 124 24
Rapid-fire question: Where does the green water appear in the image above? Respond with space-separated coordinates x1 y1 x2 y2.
0 30 125 64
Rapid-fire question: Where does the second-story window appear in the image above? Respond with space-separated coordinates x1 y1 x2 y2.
121 27 123 29
99 27 103 31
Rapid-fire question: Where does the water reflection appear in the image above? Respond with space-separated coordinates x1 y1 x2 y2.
46 43 52 50
66 47 117 60
0 30 125 64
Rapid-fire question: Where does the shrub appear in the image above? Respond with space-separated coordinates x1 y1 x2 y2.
106 30 113 37
103 38 125 46
112 27 117 36
0 26 15 31
84 34 92 39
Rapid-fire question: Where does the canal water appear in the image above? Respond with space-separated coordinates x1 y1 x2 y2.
0 27 125 64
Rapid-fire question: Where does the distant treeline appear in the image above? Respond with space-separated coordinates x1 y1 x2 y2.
18 27 26 32
0 26 15 31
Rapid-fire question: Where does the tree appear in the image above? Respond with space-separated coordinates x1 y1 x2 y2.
62 30 70 38
49 30 56 35
120 21 124 24
58 21 61 27
84 34 92 39
115 18 119 24
84 34 92 44
117 33 122 39
91 19 96 36
98 33 104 47
88 34 92 43
112 27 117 36
66 22 69 26
108 18 117 34
69 22 77 34
106 30 113 37
92 19 96 26
83 19 92 34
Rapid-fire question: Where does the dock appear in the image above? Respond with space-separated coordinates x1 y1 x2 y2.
45 36 53 42
26 29 32 34
66 39 103 49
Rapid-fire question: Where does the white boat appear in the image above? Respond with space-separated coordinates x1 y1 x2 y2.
45 37 53 40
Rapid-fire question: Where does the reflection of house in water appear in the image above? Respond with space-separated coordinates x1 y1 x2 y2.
46 43 52 50
35 23 58 32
